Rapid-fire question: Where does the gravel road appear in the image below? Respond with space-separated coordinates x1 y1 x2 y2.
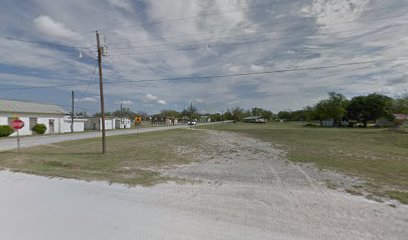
0 130 407 240
0 125 188 152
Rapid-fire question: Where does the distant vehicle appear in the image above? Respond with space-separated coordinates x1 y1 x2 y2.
188 121 197 126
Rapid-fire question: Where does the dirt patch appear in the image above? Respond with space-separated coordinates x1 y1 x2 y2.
169 130 364 196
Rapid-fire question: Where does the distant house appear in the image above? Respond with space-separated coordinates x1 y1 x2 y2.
0 99 85 136
115 118 132 129
243 116 267 123
376 114 408 127
199 115 212 123
151 115 178 126
84 117 121 131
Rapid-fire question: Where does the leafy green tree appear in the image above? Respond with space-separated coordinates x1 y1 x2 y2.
230 107 250 121
277 111 292 120
314 92 349 127
347 93 394 127
392 94 408 114
112 107 135 119
304 106 318 122
160 109 181 118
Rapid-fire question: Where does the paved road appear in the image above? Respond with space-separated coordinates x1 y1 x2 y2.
0 125 191 152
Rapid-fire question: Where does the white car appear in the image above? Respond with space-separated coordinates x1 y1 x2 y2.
187 121 197 126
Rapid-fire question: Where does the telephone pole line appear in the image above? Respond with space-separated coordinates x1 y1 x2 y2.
96 31 107 154
71 91 74 133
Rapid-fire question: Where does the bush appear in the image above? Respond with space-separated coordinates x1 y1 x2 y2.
0 125 14 137
32 124 47 134
303 123 319 127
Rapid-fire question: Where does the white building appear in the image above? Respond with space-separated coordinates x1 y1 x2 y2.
0 99 86 136
115 118 132 129
84 117 131 130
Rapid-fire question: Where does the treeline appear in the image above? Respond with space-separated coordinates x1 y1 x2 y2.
277 92 408 127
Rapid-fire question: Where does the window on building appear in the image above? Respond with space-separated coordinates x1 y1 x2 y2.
29 117 38 129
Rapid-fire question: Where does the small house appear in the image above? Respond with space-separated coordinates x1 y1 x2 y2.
151 115 178 126
83 117 117 131
376 114 408 127
243 116 267 123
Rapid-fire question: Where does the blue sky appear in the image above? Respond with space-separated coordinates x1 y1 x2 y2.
0 0 407 114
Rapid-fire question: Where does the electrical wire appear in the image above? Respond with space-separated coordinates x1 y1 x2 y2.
106 10 408 47
76 61 99 98
0 35 91 49
1 57 407 91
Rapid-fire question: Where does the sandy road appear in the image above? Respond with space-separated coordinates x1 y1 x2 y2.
0 130 407 239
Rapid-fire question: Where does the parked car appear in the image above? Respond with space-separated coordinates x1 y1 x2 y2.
188 121 197 126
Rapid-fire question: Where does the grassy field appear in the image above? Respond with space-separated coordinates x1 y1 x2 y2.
201 122 408 204
0 129 205 186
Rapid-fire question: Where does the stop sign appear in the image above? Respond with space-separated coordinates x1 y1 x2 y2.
11 119 24 130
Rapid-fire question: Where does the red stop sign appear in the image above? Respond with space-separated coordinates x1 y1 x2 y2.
11 119 24 130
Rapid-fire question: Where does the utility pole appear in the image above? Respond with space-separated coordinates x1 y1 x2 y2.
71 91 74 133
96 31 106 154
120 103 123 128
190 101 193 130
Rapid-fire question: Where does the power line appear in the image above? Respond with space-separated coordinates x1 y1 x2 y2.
1 57 407 91
76 61 99 98
0 35 91 49
108 27 406 57
106 10 408 47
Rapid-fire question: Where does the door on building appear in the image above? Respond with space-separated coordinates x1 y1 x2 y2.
49 119 55 134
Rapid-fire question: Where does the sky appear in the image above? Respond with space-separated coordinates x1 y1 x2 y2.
0 0 407 114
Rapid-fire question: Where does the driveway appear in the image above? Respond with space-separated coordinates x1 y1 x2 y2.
0 125 190 152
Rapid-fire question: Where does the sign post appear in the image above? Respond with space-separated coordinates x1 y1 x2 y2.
11 119 24 153
135 116 142 135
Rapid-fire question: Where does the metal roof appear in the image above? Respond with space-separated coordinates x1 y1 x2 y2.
243 116 264 120
0 99 68 115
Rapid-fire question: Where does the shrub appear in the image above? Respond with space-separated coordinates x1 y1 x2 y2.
0 125 14 137
303 123 319 127
32 123 47 134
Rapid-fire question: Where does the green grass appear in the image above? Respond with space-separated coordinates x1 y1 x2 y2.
0 129 205 186
200 122 408 202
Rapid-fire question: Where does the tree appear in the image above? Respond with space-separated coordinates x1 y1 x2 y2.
304 106 318 122
230 107 249 121
392 94 408 114
314 92 349 127
347 93 394 127
112 107 135 119
277 111 292 120
160 109 181 118
186 102 199 121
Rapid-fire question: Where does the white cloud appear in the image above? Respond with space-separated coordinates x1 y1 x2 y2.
250 64 264 71
109 0 133 11
34 15 81 41
146 94 158 101
114 100 133 105
157 100 167 105
75 97 98 103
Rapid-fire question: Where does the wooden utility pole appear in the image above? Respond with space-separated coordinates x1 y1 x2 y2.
96 31 107 154
71 91 74 133
190 101 193 130
120 103 123 127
